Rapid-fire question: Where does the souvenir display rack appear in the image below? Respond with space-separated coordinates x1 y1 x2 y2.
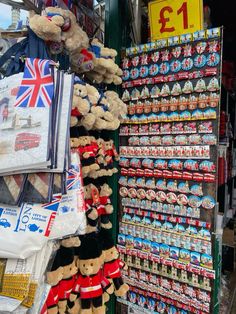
118 27 223 314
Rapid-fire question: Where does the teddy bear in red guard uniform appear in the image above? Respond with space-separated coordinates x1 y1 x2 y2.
40 249 64 314
100 228 129 298
69 236 114 314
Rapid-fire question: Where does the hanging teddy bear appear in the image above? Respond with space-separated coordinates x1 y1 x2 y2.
69 236 114 314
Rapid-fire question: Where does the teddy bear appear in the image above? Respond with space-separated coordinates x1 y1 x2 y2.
42 248 64 314
29 7 89 55
71 79 91 118
84 183 113 230
70 236 114 314
70 131 99 178
100 229 129 297
104 91 127 120
99 184 114 229
29 12 65 43
58 246 78 314
45 7 89 53
71 48 95 73
85 39 123 85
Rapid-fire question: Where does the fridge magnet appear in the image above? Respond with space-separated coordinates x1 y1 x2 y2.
170 60 182 73
122 57 130 69
119 187 128 197
170 247 180 260
151 242 160 255
194 55 207 68
159 62 170 75
126 235 134 248
178 181 190 194
167 180 178 192
139 66 149 78
166 192 177 204
177 194 188 206
156 191 167 202
140 53 148 65
194 79 207 92
182 81 194 94
191 252 201 266
201 254 213 269
207 53 220 67
202 196 216 209
182 58 194 71
207 77 220 91
190 184 203 196
130 68 139 80
132 55 140 67
123 70 130 81
161 49 170 62
196 42 207 54
171 82 182 96
160 243 170 258
179 248 191 263
172 46 182 58
151 51 160 62
188 195 202 208
161 84 171 96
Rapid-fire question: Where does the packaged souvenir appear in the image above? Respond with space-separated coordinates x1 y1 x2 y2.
122 57 130 69
151 51 160 62
140 53 148 65
189 134 202 145
196 41 207 54
159 62 170 75
182 81 194 94
167 180 178 192
162 135 174 145
161 98 170 112
166 192 177 204
131 88 141 100
168 159 183 170
141 86 150 99
160 123 172 134
173 122 184 133
178 181 190 193
170 60 181 73
189 95 198 110
156 191 167 202
182 58 193 71
184 122 197 133
198 93 209 108
179 110 191 120
204 108 216 119
128 136 140 146
175 135 188 145
194 79 206 92
150 136 162 145
179 248 191 263
207 77 220 91
202 196 216 209
188 195 202 208
119 157 130 167
202 134 217 145
194 54 207 68
137 189 146 199
192 109 204 120
139 66 149 78
139 124 149 134
191 252 201 266
119 176 128 186
160 243 170 257
146 189 156 201
209 92 220 107
161 83 171 96
207 53 220 67
150 85 160 98
171 82 182 96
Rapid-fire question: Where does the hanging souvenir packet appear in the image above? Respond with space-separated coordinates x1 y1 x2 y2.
49 150 86 239
0 59 53 174
0 253 36 303
21 241 54 309
51 71 73 172
0 193 60 259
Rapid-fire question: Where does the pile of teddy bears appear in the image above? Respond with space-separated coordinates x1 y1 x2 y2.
42 231 129 314
29 6 129 314
29 7 123 84
70 77 127 131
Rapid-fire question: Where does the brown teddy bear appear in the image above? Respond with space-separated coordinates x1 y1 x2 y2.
71 79 91 118
58 246 78 314
100 229 129 297
70 132 99 178
70 236 114 314
42 249 64 314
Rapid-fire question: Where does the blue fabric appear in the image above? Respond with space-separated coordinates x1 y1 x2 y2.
0 27 49 77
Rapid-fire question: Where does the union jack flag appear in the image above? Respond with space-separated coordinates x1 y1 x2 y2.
67 168 81 191
14 58 54 108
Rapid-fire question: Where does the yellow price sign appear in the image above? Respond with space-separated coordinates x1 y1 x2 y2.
148 0 203 41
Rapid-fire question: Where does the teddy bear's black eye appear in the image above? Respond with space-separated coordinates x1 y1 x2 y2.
111 252 113 254
90 263 93 266
83 264 85 267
